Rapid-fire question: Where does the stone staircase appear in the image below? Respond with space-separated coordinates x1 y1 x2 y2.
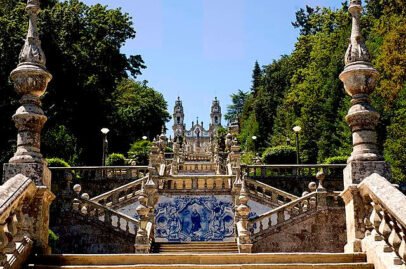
28 253 373 268
153 242 239 253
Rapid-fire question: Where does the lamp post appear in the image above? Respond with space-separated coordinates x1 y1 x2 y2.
251 136 257 155
101 128 110 166
292 126 301 164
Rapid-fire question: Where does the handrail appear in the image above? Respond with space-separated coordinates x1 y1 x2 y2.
160 175 233 191
246 178 298 205
249 192 318 237
242 164 345 178
90 175 148 206
73 196 139 235
358 173 406 263
49 166 149 181
0 174 37 267
49 165 149 170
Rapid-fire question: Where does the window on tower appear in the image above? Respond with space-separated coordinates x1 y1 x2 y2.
215 116 218 124
177 117 180 124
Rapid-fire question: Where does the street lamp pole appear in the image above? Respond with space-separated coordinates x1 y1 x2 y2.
101 128 110 166
292 126 301 165
251 136 257 155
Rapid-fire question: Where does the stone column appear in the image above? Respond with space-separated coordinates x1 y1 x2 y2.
339 0 389 253
2 0 55 254
236 180 252 253
339 0 390 186
135 183 151 253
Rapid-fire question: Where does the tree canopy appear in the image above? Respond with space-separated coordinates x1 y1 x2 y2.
235 0 406 182
0 0 169 166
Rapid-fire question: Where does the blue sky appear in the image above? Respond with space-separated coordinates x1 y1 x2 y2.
82 0 344 135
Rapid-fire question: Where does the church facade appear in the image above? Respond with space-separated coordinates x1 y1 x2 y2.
172 97 222 153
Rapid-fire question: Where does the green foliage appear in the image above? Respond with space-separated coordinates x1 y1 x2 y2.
224 90 249 123
46 158 70 167
43 125 81 165
128 140 152 165
112 79 170 152
262 146 297 164
323 156 348 164
48 229 59 241
106 153 126 166
384 86 406 183
0 0 172 167
241 151 255 165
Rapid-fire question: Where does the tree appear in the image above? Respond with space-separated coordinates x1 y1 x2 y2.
251 61 262 96
111 78 170 152
0 0 149 166
224 90 249 124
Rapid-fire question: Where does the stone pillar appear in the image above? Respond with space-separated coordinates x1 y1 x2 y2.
339 0 390 186
236 180 252 253
339 0 389 253
2 0 55 254
135 183 150 253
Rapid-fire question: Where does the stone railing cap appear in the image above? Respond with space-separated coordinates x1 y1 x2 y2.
359 173 406 227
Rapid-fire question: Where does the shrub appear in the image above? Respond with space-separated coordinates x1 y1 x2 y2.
128 140 152 165
241 151 255 165
46 157 70 167
106 153 126 166
323 156 348 164
262 145 296 164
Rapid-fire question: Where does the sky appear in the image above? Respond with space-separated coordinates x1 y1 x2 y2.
82 0 344 135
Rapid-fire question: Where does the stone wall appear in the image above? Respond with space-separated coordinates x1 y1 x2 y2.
252 208 346 253
50 212 134 254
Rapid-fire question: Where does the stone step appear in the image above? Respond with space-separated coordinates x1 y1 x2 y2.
155 242 238 253
30 253 368 266
30 263 374 269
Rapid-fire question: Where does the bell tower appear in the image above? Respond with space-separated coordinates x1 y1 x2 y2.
172 97 185 140
210 97 222 133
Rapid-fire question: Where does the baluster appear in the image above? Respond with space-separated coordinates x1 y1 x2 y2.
213 179 217 189
116 216 121 228
0 222 9 264
268 217 272 227
173 181 177 190
222 178 226 189
370 201 382 239
7 213 18 246
388 218 401 255
105 209 112 225
379 211 392 243
398 227 406 262
259 221 263 232
277 210 284 224
182 179 186 189
126 221 130 234
204 179 208 189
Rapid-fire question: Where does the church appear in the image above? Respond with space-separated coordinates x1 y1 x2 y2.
172 96 222 153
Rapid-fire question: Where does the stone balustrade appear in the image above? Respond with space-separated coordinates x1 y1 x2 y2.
245 178 298 206
73 195 139 236
250 192 318 238
242 164 345 195
185 153 212 162
249 191 342 241
0 174 37 268
357 174 406 266
160 175 233 192
90 176 148 207
50 166 149 182
178 162 217 173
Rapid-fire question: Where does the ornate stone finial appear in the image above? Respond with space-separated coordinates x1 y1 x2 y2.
19 0 47 67
9 0 52 164
344 0 370 65
339 0 381 163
